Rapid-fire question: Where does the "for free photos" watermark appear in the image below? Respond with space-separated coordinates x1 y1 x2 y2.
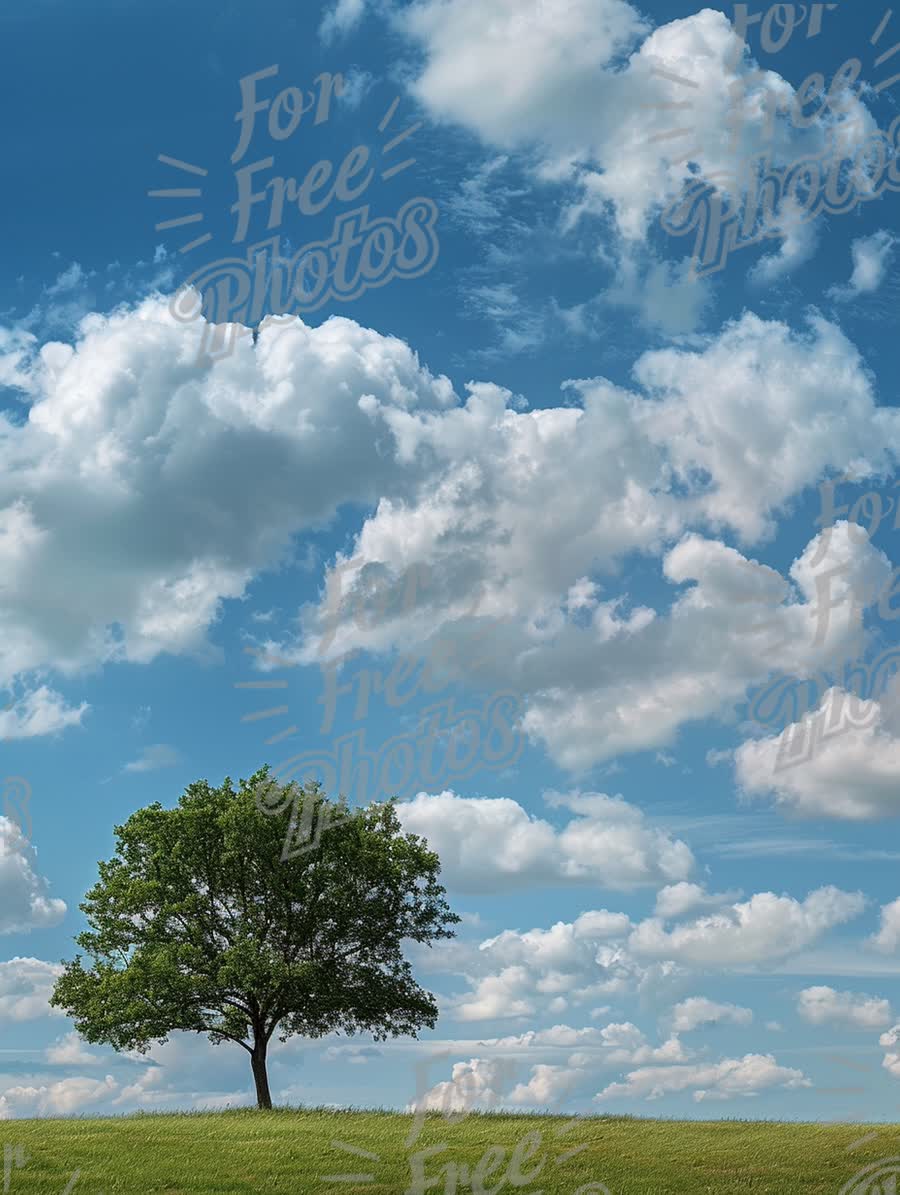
238 561 525 859
324 1053 612 1194
150 65 439 363
658 5 900 277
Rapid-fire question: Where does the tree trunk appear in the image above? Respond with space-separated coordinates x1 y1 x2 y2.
251 1041 273 1110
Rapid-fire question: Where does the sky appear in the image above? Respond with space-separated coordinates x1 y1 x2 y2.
6 0 900 1150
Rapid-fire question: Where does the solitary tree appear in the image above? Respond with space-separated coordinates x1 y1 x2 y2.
50 768 459 1109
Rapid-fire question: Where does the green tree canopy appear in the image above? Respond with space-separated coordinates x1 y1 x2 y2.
50 768 459 1108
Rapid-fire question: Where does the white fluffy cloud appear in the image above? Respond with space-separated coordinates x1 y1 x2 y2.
409 1024 689 1112
0 958 64 1021
595 1053 810 1103
453 966 539 1022
796 985 893 1030
5 293 899 775
451 1021 689 1071
289 313 900 771
735 671 900 820
112 1065 169 1108
397 789 693 892
0 818 66 933
485 1024 615 1052
748 199 820 285
869 898 900 954
401 0 648 161
0 299 456 722
45 1032 102 1066
440 908 682 1024
507 1062 586 1106
592 1022 689 1066
654 883 741 920
830 231 897 301
412 1056 515 1113
400 1 872 245
3 1074 117 1117
879 1024 900 1078
670 997 753 1033
434 883 867 1035
629 887 866 967
0 686 87 741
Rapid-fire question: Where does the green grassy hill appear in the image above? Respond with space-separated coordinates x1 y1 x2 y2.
1 1108 889 1193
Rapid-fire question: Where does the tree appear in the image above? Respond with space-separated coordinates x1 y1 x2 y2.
50 768 459 1109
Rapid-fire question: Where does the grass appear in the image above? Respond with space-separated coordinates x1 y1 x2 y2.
1 1107 892 1193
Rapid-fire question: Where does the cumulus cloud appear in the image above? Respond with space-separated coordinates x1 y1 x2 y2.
401 0 648 162
592 1022 689 1066
879 1024 900 1078
870 898 900 954
521 520 888 770
7 265 898 788
432 878 873 1036
5 289 898 777
735 671 900 820
629 887 866 967
400 1 872 246
829 231 897 301
410 1026 688 1113
2 1074 118 1117
0 958 64 1021
0 298 456 727
595 1053 810 1103
397 789 693 892
448 1023 690 1070
45 1031 102 1066
453 966 539 1022
748 199 819 285
286 312 900 772
411 1056 516 1113
112 1065 169 1108
507 1062 586 1106
484 1024 619 1052
0 818 66 933
796 985 893 1030
0 686 86 741
670 997 753 1033
441 909 682 1024
654 883 741 920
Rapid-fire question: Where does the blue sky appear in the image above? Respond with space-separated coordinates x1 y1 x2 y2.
6 0 900 1141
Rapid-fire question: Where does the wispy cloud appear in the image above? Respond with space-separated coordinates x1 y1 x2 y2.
123 744 181 774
